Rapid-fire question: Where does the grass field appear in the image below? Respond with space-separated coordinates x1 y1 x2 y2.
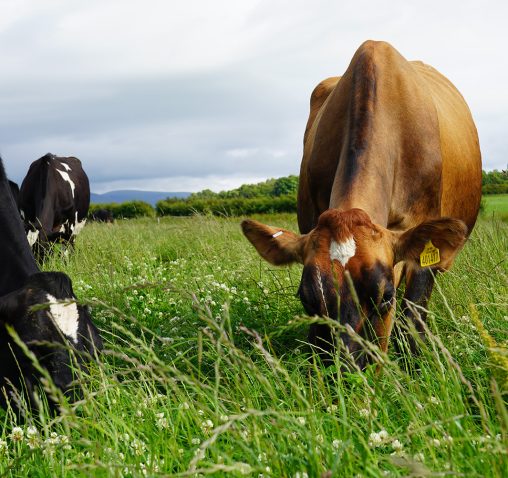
1 214 507 477
482 194 508 218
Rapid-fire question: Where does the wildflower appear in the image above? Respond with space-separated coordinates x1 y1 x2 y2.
258 452 267 461
219 414 229 423
156 412 169 430
10 427 24 442
315 434 324 444
294 472 309 478
201 419 214 433
431 438 441 447
368 430 389 447
332 439 343 450
130 439 146 456
415 401 424 411
429 396 440 405
326 404 338 413
391 439 403 453
191 438 201 445
0 440 7 454
197 409 205 416
296 417 306 426
414 452 425 462
442 434 453 444
358 408 370 418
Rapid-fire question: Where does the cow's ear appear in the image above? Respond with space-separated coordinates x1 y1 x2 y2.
392 218 468 270
241 219 308 265
0 288 29 325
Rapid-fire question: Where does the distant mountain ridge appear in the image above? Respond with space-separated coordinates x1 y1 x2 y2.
91 190 190 206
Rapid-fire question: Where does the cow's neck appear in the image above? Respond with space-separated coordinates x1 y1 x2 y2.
0 174 39 295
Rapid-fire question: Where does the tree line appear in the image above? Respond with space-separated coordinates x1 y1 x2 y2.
89 170 507 219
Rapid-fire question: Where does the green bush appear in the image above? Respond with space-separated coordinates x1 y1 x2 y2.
156 194 297 217
89 201 155 219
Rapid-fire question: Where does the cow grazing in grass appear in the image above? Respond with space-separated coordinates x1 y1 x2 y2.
90 208 114 223
19 153 90 257
242 41 481 369
0 157 102 414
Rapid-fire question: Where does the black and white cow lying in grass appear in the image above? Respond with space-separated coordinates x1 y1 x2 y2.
19 153 90 258
0 157 101 414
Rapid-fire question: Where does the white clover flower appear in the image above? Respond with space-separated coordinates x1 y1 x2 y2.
368 430 389 448
326 404 338 413
136 409 144 418
258 452 267 462
191 438 201 445
178 448 184 455
0 439 7 453
296 417 306 426
26 426 38 437
443 434 453 444
10 427 24 442
294 472 309 478
432 438 441 447
201 419 214 433
220 414 229 423
429 396 440 405
391 439 403 452
359 408 370 418
130 439 146 456
156 413 169 430
332 439 343 450
197 409 205 416
315 434 324 444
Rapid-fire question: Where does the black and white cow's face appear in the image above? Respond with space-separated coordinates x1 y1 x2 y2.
0 272 102 412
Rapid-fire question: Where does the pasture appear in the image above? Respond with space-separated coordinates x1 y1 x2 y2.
1 214 507 477
482 194 508 218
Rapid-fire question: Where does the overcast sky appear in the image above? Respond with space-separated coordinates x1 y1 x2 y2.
0 0 506 193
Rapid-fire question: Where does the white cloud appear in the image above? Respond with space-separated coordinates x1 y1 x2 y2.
1 0 507 193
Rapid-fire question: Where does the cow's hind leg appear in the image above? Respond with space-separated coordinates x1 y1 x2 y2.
393 266 435 356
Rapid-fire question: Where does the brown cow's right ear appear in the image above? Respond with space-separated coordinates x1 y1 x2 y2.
241 219 308 265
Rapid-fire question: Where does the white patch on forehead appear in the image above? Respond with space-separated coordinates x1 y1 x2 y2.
46 293 79 344
56 169 75 198
59 162 72 172
330 237 356 267
27 229 39 247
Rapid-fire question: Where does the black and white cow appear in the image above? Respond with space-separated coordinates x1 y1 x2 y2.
0 157 102 414
8 180 19 207
19 153 90 255
90 208 114 223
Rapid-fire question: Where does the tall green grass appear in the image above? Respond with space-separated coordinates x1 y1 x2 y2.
0 215 506 477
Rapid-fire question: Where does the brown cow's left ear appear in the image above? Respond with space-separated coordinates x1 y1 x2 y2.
241 219 308 265
392 218 468 270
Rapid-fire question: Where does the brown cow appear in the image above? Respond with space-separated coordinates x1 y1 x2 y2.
242 41 481 369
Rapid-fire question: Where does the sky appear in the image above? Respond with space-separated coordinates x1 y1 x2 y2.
0 0 506 193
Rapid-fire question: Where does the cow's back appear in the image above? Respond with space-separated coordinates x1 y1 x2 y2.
298 41 481 234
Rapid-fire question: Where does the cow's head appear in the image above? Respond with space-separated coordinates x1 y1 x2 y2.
241 208 467 369
0 272 102 413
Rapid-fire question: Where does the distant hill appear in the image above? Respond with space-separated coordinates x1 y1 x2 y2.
91 190 190 206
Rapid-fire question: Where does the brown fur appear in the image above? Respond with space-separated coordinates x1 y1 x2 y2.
242 41 480 365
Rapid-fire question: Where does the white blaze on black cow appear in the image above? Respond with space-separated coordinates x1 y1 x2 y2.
0 156 102 414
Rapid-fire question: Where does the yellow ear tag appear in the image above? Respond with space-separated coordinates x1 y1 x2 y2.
420 241 440 267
